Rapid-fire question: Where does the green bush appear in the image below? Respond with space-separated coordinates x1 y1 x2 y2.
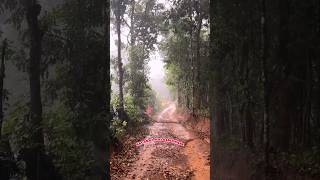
44 103 96 179
285 147 320 176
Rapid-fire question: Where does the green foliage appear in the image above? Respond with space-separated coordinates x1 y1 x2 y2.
208 0 320 178
49 137 96 179
1 0 110 179
110 0 162 138
132 0 163 53
164 62 181 96
0 0 25 30
127 45 149 110
111 118 127 138
145 86 160 112
111 91 154 138
161 0 210 111
3 101 35 152
124 95 144 124
45 104 94 179
110 93 127 137
125 0 163 117
281 148 320 176
218 135 243 152
3 100 100 178
44 103 97 179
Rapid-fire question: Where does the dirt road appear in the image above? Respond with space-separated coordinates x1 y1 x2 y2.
124 102 210 180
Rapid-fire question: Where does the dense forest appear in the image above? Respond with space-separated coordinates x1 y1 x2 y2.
0 0 109 179
110 0 162 131
162 0 320 179
209 0 320 179
0 0 319 180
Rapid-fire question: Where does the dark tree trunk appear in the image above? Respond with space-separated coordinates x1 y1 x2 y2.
100 1 111 180
240 104 246 142
242 39 254 149
303 55 312 146
209 2 217 178
26 0 43 148
246 105 254 149
24 1 61 180
0 39 6 138
0 39 14 180
195 1 203 111
278 0 290 152
261 0 271 177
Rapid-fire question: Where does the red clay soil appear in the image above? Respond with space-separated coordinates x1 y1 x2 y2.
110 102 210 180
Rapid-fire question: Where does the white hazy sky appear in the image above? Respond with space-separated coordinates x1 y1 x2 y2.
110 0 171 100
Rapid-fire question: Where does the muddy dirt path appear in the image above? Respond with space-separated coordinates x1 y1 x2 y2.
124 102 210 180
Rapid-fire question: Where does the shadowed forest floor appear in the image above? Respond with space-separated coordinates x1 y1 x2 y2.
111 102 210 180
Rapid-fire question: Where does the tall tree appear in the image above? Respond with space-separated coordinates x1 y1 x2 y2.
277 0 290 152
261 0 270 177
130 0 136 46
113 0 126 113
104 0 111 179
23 1 60 179
127 0 161 113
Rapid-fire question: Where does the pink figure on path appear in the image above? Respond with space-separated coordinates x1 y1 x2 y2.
145 104 153 115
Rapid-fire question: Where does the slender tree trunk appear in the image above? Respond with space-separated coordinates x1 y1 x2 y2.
177 79 181 105
195 6 203 111
0 39 6 138
304 55 312 146
246 104 254 148
189 0 196 117
261 0 270 178
240 104 246 142
130 0 135 46
115 2 124 111
242 39 254 149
